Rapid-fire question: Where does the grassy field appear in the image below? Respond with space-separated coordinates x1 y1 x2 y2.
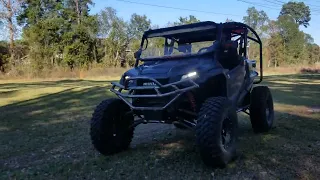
0 74 319 180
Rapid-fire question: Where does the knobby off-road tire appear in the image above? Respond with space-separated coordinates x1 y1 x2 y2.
249 86 274 133
196 97 238 168
90 98 134 155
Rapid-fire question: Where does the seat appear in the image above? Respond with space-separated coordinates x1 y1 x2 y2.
217 40 241 70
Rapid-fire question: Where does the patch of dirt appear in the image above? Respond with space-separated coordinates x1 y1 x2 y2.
131 124 177 146
307 106 320 113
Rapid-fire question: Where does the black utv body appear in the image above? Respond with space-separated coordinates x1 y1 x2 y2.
90 21 274 167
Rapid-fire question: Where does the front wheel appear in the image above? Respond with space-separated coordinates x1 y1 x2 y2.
196 97 238 168
90 98 134 155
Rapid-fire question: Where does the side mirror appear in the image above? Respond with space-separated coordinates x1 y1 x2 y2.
134 49 142 59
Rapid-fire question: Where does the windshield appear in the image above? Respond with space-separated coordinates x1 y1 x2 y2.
140 37 216 59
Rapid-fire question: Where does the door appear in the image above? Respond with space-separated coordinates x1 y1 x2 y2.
226 63 246 104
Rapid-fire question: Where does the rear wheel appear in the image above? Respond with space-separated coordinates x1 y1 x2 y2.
90 98 134 155
196 97 238 168
249 86 274 133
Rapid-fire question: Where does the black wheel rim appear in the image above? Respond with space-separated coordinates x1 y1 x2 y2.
266 108 271 124
266 95 273 126
221 117 234 150
112 118 118 137
109 112 127 143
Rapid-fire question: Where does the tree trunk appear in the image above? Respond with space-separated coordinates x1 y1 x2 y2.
93 43 97 63
267 49 271 68
74 0 81 25
6 0 14 65
51 55 54 65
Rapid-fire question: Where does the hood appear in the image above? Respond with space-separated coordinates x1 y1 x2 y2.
140 60 194 75
126 55 217 78
120 54 222 86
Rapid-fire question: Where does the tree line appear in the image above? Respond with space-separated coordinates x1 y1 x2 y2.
0 0 318 75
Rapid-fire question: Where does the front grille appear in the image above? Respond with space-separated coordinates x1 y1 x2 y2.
136 78 169 86
135 78 171 95
132 78 171 108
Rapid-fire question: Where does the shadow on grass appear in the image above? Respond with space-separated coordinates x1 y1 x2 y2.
0 85 115 130
0 74 319 179
0 90 20 98
0 79 117 90
0 83 117 177
263 74 320 107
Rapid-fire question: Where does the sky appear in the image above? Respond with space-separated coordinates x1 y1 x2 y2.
89 0 320 44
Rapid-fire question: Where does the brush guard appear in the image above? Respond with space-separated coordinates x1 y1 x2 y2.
110 76 199 111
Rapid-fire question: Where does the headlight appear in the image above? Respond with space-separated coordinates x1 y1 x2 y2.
181 71 198 80
124 75 130 80
121 75 131 85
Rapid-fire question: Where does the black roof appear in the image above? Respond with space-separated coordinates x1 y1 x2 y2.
143 21 217 37
144 21 253 36
142 21 261 43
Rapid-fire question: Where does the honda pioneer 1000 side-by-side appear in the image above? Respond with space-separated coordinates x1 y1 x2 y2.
90 21 274 167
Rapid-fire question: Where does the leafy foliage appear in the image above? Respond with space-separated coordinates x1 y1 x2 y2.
279 1 311 28
0 1 319 74
0 41 9 72
243 7 269 36
97 7 150 67
173 15 200 25
245 2 318 67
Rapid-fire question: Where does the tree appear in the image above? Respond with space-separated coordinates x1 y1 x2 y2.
18 1 67 70
277 14 305 63
128 13 151 41
268 33 285 67
226 18 234 22
97 7 118 38
173 15 200 25
17 0 42 26
304 33 319 64
280 2 311 27
3 3 318 75
98 7 150 67
243 7 269 60
63 24 97 69
126 13 150 66
0 0 22 65
304 33 314 44
98 7 127 66
62 0 98 69
265 20 282 67
64 0 94 25
17 0 98 72
0 41 9 72
310 44 320 64
243 7 269 35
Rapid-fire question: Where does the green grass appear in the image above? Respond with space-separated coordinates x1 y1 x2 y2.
0 74 319 180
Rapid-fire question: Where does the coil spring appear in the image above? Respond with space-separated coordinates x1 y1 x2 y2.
187 92 196 112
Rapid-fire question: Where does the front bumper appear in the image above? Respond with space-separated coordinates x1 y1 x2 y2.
110 76 199 111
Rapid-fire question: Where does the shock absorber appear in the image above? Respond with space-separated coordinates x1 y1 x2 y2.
187 92 196 112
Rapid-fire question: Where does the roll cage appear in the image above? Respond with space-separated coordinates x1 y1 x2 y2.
134 21 263 83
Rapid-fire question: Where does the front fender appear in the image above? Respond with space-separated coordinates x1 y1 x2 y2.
192 68 229 111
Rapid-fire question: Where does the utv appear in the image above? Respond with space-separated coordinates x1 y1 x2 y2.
90 21 274 167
